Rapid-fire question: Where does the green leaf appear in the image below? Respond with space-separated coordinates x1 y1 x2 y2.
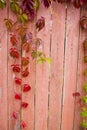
15 3 19 12
31 51 51 64
37 58 45 64
83 83 87 92
81 120 87 128
22 13 28 21
82 107 87 111
84 69 87 76
0 0 6 8
31 51 37 59
10 0 18 2
82 96 87 103
31 51 44 59
80 107 87 117
19 8 22 14
81 111 87 117
17 13 28 24
17 14 24 23
1 0 5 3
45 57 52 64
34 0 39 10
10 2 19 13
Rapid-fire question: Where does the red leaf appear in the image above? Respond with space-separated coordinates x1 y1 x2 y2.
15 77 22 85
21 121 26 129
22 42 30 53
15 93 21 100
9 48 19 58
42 0 51 8
10 34 18 46
12 112 18 119
11 64 20 73
22 0 35 20
22 67 29 77
23 84 31 92
36 17 45 31
22 102 28 108
73 92 80 97
22 57 29 66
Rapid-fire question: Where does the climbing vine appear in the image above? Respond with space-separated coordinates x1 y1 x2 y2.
73 16 87 129
0 0 87 129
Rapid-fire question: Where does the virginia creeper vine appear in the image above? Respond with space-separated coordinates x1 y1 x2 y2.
0 0 87 129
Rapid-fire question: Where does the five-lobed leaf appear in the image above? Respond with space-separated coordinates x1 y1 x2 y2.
31 51 51 64
17 13 28 24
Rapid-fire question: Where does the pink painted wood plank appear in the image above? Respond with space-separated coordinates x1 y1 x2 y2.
22 23 35 130
48 3 66 130
74 8 87 130
61 5 80 130
35 3 51 130
0 8 8 130
8 12 21 129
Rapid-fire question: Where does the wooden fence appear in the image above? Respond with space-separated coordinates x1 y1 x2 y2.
0 2 86 130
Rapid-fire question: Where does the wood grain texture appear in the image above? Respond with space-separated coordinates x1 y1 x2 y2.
74 8 87 130
48 3 66 130
8 11 21 130
61 5 80 130
0 7 8 130
0 3 87 130
35 3 51 130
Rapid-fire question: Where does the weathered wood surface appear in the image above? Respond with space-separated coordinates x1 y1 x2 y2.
0 2 86 130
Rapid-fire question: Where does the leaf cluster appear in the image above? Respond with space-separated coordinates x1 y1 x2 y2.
0 0 6 8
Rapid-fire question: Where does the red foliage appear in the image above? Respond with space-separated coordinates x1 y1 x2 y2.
73 92 80 97
22 67 29 77
22 102 28 108
22 57 29 66
15 93 21 100
23 84 31 92
22 0 35 20
12 112 18 119
11 64 20 73
21 121 26 129
22 42 30 53
10 34 18 46
9 48 19 58
36 17 45 31
15 77 22 85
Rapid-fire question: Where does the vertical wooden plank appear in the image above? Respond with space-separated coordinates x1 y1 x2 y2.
61 5 80 130
74 8 87 130
35 3 51 130
0 7 8 130
49 3 66 130
22 23 35 130
8 11 21 130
